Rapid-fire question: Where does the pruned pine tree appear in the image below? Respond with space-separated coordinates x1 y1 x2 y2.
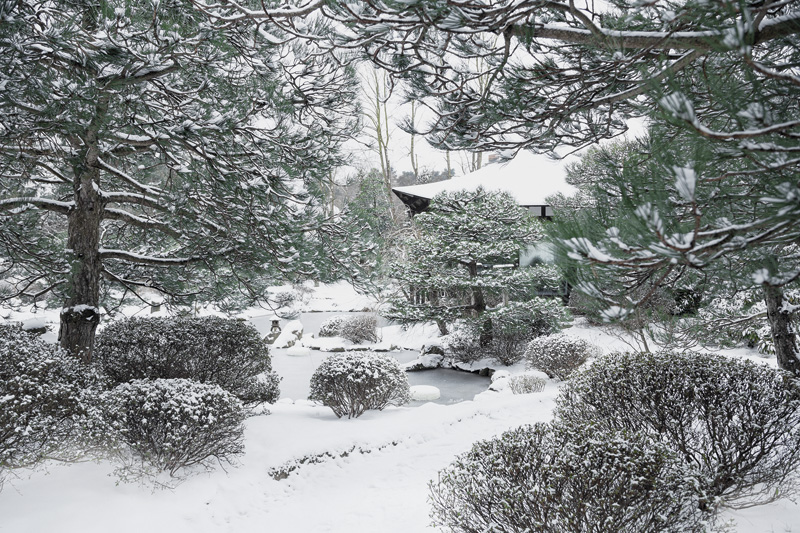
315 0 800 373
0 0 358 361
386 188 541 335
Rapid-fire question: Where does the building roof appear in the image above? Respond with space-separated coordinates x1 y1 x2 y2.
392 151 577 213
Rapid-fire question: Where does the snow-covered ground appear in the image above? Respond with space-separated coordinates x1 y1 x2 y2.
1 282 799 532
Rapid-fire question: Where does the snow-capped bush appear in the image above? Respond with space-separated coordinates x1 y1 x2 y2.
429 422 706 533
338 314 378 344
270 288 301 319
0 324 102 482
508 373 546 394
693 290 800 356
95 317 279 406
485 299 571 365
524 333 594 380
318 315 347 337
444 300 570 365
308 352 410 418
317 314 378 344
442 324 484 364
103 379 245 477
557 351 800 509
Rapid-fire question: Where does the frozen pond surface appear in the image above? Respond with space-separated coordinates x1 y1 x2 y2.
405 369 491 406
269 348 490 406
250 311 490 406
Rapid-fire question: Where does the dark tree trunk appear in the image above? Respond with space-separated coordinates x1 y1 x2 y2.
467 262 486 315
467 261 492 346
59 116 106 363
764 284 800 375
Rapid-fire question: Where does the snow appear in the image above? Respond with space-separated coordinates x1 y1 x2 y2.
272 319 303 348
409 385 441 401
20 317 47 331
673 165 697 201
2 282 800 532
392 151 577 206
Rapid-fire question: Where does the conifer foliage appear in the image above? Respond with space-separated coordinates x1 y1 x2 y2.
320 0 800 374
0 0 358 361
385 188 542 336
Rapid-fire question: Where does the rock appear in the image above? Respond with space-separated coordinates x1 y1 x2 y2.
410 385 441 401
273 320 303 348
21 317 48 336
491 370 511 383
286 345 311 357
403 352 444 372
420 343 445 356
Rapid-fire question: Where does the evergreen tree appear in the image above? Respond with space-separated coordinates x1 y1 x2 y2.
316 0 800 373
0 0 358 361
385 188 542 335
321 169 407 294
550 124 799 364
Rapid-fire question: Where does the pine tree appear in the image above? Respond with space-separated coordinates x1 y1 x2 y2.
385 188 542 335
317 0 800 373
0 0 358 361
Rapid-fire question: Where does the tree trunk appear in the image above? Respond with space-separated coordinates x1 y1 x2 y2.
468 261 492 346
59 123 106 363
764 284 800 375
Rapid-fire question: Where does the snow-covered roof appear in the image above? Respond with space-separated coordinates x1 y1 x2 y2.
393 152 577 211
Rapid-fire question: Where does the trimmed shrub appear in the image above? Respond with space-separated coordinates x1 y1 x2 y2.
443 325 484 364
94 317 279 406
270 288 301 319
309 352 410 418
318 314 378 344
103 378 245 476
318 315 347 337
485 299 571 365
338 314 378 344
557 351 800 509
429 422 706 533
1 324 102 480
524 334 594 380
508 373 546 394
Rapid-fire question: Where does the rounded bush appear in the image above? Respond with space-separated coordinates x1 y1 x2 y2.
318 315 347 337
485 299 571 365
524 333 594 380
318 314 378 344
429 422 705 533
338 314 378 344
508 373 546 394
103 378 245 476
309 352 410 418
0 324 101 478
557 351 800 509
443 325 483 364
94 317 279 406
270 288 301 318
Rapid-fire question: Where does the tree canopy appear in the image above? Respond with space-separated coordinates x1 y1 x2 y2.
308 0 800 372
385 188 542 334
0 0 358 359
